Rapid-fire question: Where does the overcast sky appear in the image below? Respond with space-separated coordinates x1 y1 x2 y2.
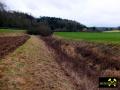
2 0 120 27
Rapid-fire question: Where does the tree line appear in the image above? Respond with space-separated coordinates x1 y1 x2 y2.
37 17 86 32
0 2 86 35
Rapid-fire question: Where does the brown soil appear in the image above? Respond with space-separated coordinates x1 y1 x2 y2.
0 36 76 90
0 35 30 59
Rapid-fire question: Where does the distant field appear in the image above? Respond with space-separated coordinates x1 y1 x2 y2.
104 30 120 32
0 28 26 33
0 29 26 36
55 32 120 44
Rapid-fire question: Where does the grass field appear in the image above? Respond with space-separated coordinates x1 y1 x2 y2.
0 29 26 36
0 28 26 33
55 32 120 44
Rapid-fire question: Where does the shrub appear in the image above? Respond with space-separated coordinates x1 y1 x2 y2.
27 23 53 36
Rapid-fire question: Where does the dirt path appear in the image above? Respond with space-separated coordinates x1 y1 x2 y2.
0 36 75 90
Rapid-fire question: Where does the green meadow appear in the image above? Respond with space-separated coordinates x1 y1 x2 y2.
55 32 120 44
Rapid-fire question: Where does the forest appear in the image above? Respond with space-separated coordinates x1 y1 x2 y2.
0 2 86 33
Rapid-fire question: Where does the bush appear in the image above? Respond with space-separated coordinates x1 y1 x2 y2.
27 23 53 36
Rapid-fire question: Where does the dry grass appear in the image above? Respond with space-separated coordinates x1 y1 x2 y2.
0 36 75 90
42 36 120 90
0 34 119 90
